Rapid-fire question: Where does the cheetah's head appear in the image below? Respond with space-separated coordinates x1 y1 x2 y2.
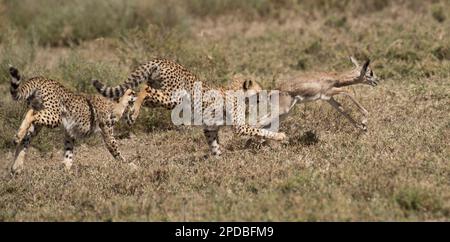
242 79 263 99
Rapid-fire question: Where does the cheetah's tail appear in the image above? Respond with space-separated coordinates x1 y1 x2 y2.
9 65 23 101
92 61 159 99
91 79 134 100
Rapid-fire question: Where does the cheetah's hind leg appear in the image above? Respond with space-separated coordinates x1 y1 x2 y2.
14 109 35 145
11 124 41 174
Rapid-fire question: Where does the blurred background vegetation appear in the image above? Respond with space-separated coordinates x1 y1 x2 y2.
1 0 447 46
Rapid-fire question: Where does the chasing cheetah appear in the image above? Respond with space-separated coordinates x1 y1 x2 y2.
92 58 285 156
8 66 137 174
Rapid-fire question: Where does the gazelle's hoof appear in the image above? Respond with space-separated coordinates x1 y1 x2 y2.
359 118 368 131
361 118 368 125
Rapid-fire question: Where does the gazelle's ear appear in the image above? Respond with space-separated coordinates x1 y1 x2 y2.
350 56 359 67
359 59 371 77
243 80 252 90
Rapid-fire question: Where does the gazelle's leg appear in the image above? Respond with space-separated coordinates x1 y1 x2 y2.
14 109 35 145
332 88 368 115
203 126 222 156
340 91 369 126
11 124 42 174
342 93 368 116
327 98 366 131
328 88 369 126
328 88 368 116
62 133 75 170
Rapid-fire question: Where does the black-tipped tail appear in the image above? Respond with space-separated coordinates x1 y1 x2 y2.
9 66 22 100
92 79 103 92
91 79 130 100
9 66 21 81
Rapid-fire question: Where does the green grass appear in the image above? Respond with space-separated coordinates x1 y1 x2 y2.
0 0 449 221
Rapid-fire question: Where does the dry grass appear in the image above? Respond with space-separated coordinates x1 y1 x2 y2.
0 0 449 221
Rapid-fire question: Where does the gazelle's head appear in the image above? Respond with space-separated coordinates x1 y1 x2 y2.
350 56 379 87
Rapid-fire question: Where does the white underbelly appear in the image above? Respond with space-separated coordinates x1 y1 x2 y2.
62 117 99 138
295 93 321 103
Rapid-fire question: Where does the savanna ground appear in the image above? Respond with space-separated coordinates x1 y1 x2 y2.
0 0 449 221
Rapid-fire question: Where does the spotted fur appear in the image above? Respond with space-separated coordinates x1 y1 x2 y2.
93 58 285 156
8 66 136 174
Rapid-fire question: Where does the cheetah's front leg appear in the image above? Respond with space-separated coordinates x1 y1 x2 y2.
62 133 75 170
203 126 222 156
234 124 286 141
99 124 125 162
100 124 138 170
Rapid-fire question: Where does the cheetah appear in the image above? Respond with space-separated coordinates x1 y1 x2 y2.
8 66 137 174
92 58 285 156
258 57 380 131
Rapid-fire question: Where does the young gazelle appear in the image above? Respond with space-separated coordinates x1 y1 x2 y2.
258 57 379 131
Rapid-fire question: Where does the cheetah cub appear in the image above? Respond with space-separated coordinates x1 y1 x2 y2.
8 66 136 174
259 57 380 131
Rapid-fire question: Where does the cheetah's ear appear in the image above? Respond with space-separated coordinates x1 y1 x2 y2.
243 80 252 90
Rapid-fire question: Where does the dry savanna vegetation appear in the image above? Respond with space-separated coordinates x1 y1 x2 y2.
0 0 449 221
